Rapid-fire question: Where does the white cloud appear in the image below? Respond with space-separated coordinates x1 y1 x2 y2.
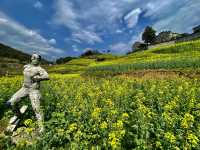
72 30 103 45
53 0 200 36
109 42 130 54
0 11 64 59
116 29 123 34
72 45 79 52
53 0 104 45
128 35 140 45
53 0 79 30
48 38 56 45
0 18 8 23
144 0 175 19
52 0 140 45
152 0 200 33
34 1 43 9
109 31 142 54
124 8 142 28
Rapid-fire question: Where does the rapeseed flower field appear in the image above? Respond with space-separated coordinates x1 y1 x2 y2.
0 74 200 149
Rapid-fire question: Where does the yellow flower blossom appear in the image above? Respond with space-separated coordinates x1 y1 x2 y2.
187 133 199 147
181 113 194 129
100 121 108 129
122 113 129 119
164 132 176 144
91 108 102 119
24 119 33 127
113 120 123 129
108 132 119 149
69 123 78 132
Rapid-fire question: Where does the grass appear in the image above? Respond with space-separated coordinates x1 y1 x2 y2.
45 58 96 74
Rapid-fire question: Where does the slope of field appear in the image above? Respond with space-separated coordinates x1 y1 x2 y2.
83 40 200 76
47 54 121 74
47 58 96 74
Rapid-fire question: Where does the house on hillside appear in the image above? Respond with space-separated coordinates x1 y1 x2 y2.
176 25 200 42
132 41 148 52
155 31 180 44
193 25 200 33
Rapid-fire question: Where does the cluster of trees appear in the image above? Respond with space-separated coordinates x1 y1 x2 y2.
141 26 191 46
55 49 104 64
56 57 76 64
80 49 102 57
142 26 157 45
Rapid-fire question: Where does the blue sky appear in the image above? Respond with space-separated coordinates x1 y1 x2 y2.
0 0 199 60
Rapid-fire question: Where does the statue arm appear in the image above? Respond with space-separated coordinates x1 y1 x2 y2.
33 67 49 82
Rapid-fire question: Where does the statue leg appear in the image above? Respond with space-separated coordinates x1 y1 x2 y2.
7 87 29 117
29 90 44 133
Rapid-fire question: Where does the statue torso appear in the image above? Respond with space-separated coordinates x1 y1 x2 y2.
23 64 41 89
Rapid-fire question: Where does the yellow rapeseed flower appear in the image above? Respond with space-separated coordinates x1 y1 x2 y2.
91 108 102 119
122 112 129 119
164 132 176 144
181 113 194 129
69 123 78 132
24 119 33 127
187 133 199 147
100 121 108 129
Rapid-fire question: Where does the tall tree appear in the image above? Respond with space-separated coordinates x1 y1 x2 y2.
142 26 156 44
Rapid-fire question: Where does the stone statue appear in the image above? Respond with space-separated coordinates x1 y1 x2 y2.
5 53 49 133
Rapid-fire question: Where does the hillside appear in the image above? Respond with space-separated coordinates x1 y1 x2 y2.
0 43 31 75
1 40 200 77
0 43 31 63
83 40 200 77
48 54 120 74
45 40 200 78
0 43 49 76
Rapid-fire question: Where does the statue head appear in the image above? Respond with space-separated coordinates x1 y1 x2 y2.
31 53 41 65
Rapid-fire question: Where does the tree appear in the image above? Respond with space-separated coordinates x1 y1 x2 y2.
142 26 156 44
56 57 76 64
80 49 101 57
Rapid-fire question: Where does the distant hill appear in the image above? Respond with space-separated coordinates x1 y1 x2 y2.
0 43 31 63
0 43 49 64
0 43 49 76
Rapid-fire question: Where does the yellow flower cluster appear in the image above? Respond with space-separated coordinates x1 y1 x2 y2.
91 108 102 119
24 119 33 127
187 133 199 147
68 123 78 132
181 113 194 129
164 132 176 144
100 121 108 129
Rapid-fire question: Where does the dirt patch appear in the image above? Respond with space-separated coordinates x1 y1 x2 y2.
119 69 200 79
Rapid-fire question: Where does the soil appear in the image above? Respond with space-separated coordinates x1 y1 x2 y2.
118 69 200 79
